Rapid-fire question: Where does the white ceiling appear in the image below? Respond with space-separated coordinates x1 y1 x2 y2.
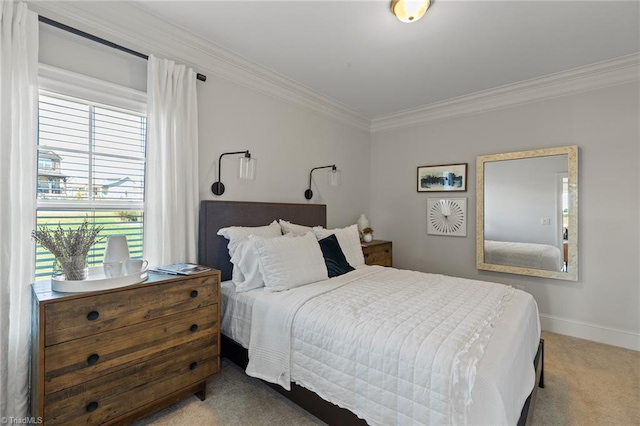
135 1 640 118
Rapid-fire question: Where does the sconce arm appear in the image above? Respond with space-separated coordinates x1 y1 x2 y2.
307 164 336 190
217 150 250 184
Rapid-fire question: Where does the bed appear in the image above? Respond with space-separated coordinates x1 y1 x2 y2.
198 200 544 425
484 240 563 272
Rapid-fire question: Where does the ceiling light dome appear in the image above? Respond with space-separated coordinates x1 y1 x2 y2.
391 0 431 23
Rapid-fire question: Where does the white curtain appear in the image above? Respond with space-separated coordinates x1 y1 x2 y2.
0 1 38 419
144 55 199 267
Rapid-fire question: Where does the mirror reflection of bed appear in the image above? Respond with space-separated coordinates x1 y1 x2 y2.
484 240 563 272
199 200 544 426
477 146 578 280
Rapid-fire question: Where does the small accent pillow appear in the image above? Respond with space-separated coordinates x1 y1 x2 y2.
217 220 281 258
313 224 365 267
250 232 328 292
278 219 313 236
318 234 355 278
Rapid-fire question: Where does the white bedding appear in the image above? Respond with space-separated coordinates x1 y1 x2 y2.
221 266 540 425
484 240 562 271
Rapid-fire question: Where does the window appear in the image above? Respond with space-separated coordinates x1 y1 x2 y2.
35 90 147 279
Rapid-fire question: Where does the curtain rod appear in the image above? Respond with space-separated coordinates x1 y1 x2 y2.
38 15 207 82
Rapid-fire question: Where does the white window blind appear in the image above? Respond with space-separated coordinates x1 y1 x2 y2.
36 92 147 279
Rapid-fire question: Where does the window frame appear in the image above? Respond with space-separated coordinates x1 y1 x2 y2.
35 65 148 278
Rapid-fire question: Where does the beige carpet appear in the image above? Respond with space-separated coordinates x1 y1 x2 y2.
135 332 639 425
531 332 639 426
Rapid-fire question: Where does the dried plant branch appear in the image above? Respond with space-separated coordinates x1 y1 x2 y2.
32 218 105 263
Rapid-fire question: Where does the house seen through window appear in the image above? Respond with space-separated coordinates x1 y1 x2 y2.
36 92 147 279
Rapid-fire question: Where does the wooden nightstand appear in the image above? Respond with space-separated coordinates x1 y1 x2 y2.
31 269 220 425
361 240 393 267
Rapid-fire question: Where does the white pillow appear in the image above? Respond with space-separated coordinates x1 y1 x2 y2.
230 240 264 292
313 224 365 267
230 234 294 292
249 232 328 292
217 220 281 258
278 219 313 236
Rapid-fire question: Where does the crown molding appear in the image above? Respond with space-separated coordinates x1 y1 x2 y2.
28 2 639 135
28 1 371 132
371 53 640 133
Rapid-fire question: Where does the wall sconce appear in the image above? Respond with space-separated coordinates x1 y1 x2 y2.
211 150 256 196
391 0 432 23
304 164 341 200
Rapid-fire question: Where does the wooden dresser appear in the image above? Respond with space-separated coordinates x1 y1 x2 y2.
31 270 220 425
361 240 393 267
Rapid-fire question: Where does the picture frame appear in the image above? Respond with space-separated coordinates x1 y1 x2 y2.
417 163 467 192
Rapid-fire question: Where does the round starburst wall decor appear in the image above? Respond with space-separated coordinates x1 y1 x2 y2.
427 198 467 236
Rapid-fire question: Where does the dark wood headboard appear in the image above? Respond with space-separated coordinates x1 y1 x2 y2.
198 200 327 281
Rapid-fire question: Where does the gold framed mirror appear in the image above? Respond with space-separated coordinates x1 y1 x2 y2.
476 146 578 281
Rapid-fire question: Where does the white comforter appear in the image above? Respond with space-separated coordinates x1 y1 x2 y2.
246 266 515 425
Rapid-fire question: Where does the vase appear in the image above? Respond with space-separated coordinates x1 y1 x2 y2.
357 214 369 232
59 255 89 281
363 233 373 243
103 235 130 263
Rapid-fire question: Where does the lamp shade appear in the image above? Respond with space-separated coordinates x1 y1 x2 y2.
391 0 431 23
238 155 257 180
328 168 341 187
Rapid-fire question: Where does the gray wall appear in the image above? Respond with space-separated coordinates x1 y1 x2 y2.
370 82 639 346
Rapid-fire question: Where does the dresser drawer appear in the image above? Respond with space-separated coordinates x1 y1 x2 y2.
44 304 218 394
362 241 392 267
44 337 217 425
45 274 218 346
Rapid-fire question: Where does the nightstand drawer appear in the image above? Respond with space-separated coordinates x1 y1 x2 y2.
44 337 217 425
44 304 218 394
45 275 218 346
362 240 392 267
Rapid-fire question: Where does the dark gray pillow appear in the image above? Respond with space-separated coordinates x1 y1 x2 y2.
318 234 355 278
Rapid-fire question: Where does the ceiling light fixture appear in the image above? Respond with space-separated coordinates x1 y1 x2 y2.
391 0 431 23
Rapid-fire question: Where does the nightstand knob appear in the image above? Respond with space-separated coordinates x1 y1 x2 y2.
86 401 99 413
364 253 369 258
87 354 100 365
189 362 198 370
190 324 198 332
190 290 198 298
86 311 99 321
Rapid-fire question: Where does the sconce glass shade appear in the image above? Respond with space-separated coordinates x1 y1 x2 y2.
391 0 431 23
328 168 341 187
238 155 257 180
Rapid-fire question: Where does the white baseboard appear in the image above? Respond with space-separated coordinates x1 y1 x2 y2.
540 314 640 351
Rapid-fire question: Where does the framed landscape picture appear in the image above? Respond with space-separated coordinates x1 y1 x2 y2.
417 163 467 192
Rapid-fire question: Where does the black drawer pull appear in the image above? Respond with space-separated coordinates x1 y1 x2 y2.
190 324 198 332
86 401 99 413
385 250 390 253
87 311 99 321
190 290 198 298
190 362 198 370
87 354 100 365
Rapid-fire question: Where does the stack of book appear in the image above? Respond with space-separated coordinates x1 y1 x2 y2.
151 263 211 275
